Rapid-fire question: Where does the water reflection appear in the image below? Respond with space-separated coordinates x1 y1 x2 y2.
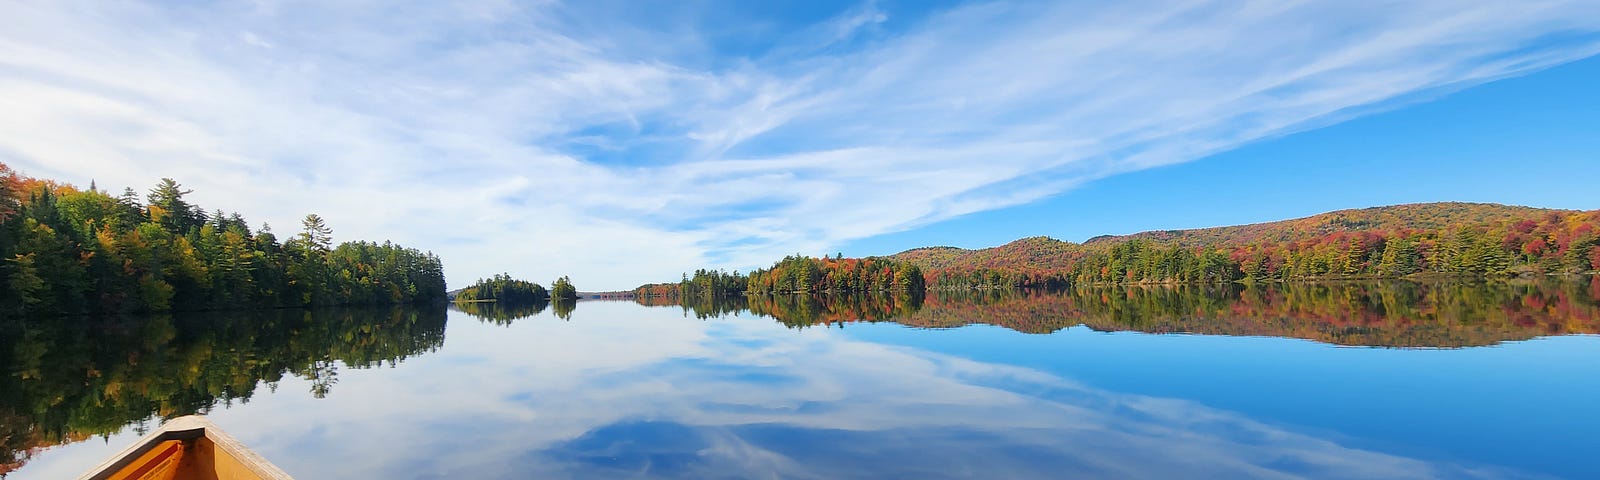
452 300 548 325
451 299 577 323
637 294 747 319
749 290 924 328
6 280 1598 479
0 306 446 475
551 299 578 321
54 303 1570 479
644 279 1600 347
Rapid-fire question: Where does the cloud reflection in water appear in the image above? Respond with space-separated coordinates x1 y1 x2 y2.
19 302 1540 479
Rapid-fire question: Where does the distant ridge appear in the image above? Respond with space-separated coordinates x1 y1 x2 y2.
1081 202 1564 247
891 202 1598 283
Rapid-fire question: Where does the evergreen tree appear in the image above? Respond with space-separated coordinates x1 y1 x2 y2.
147 178 205 234
298 214 333 253
0 166 446 314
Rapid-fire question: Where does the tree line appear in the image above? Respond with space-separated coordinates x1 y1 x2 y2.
635 255 928 298
634 269 748 299
0 163 446 316
746 255 925 294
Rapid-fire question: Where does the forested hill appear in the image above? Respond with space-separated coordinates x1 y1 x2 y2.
1082 202 1559 247
893 202 1600 288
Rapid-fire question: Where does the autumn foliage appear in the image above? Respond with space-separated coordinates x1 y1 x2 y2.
897 203 1600 288
638 255 927 297
746 255 925 294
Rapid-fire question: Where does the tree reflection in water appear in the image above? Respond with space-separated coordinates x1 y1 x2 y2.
640 279 1600 348
0 306 446 474
452 300 549 325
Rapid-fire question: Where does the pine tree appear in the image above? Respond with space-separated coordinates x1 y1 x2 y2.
147 178 205 234
298 214 333 253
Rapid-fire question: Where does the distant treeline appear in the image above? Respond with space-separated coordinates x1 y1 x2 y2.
0 163 446 316
635 269 748 299
748 255 925 294
907 204 1600 289
634 255 927 298
683 268 749 298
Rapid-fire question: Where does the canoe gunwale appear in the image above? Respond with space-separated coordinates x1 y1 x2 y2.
77 415 293 480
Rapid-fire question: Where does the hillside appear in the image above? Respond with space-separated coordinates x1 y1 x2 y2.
895 236 1083 272
892 202 1600 287
1083 202 1559 247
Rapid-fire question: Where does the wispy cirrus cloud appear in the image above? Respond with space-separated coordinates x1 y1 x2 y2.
2 0 1598 288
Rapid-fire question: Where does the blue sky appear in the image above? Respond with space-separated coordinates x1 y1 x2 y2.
846 53 1600 256
2 1 1599 289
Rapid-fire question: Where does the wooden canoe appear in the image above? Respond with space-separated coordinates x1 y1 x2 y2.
78 415 293 480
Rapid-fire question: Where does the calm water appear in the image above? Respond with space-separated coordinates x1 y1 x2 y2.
4 280 1599 479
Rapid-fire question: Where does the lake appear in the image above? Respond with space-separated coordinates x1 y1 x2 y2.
4 280 1599 479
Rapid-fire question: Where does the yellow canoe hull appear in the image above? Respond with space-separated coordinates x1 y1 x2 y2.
79 416 292 480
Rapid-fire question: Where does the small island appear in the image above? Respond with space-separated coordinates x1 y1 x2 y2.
451 273 579 323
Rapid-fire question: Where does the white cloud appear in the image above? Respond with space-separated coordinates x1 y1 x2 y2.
2 0 1598 289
